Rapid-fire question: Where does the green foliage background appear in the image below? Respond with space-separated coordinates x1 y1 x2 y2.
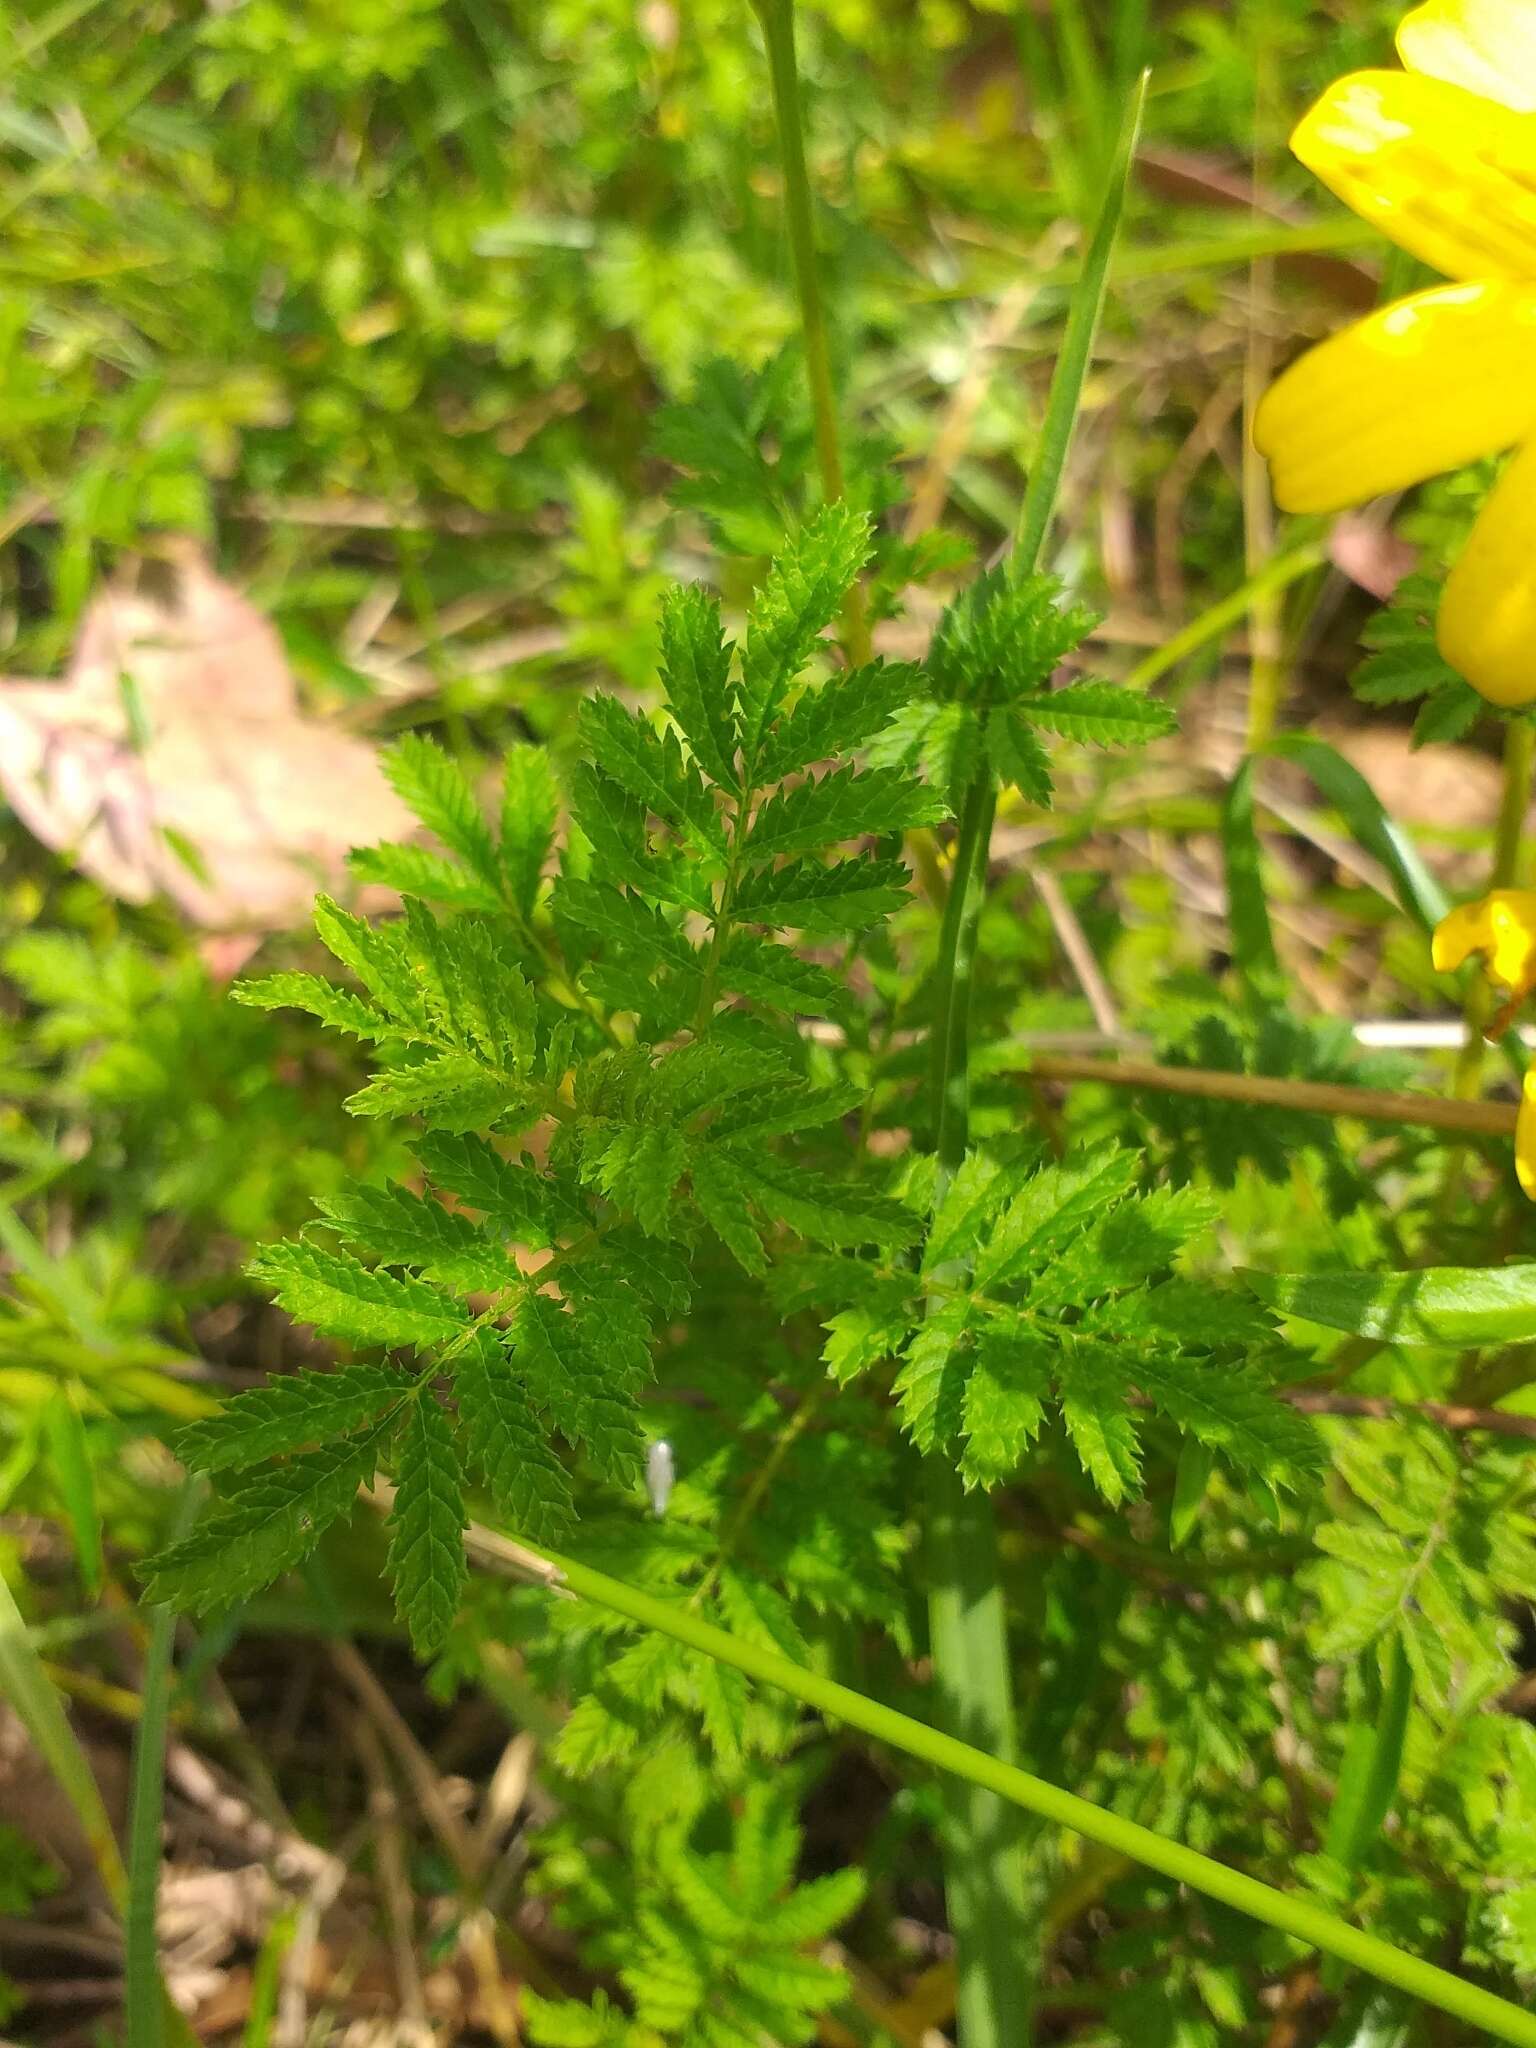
6 3 1536 2046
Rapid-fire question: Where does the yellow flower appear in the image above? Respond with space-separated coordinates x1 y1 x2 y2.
1253 0 1536 707
1518 1071 1536 1198
1432 887 1536 1192
1431 887 1536 999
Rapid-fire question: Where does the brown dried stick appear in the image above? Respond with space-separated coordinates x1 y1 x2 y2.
1024 1052 1518 1138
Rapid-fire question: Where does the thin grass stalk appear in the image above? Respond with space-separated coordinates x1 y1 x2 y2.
446 1507 1536 2048
1126 542 1325 692
124 1611 176 2047
1014 76 1146 567
1241 1 1285 751
749 0 872 663
923 778 1029 2047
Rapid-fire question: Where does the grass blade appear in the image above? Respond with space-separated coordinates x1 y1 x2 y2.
1265 732 1447 934
0 1564 126 1910
1015 66 1147 573
42 1385 103 1601
126 1484 202 2048
1326 1639 1413 1876
1221 753 1283 1000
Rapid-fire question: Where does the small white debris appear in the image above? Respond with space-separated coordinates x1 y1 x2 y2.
646 1439 675 1519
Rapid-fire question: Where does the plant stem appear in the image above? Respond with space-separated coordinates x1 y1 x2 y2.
1281 1389 1536 1442
917 76 1148 2043
1242 4 1285 752
923 780 1033 2046
1023 1053 1519 1137
923 1466 1033 2038
125 1602 176 2048
750 0 871 663
930 779 998 1163
126 1486 202 2048
445 1506 1536 2048
1493 718 1534 894
1014 72 1146 567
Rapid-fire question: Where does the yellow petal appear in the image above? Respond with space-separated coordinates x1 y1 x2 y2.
1432 888 1536 989
1517 1070 1536 1198
1399 0 1536 115
1293 70 1536 280
1439 436 1536 704
1254 281 1536 513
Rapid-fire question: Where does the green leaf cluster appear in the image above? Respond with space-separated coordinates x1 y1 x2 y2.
818 1141 1319 1500
872 565 1176 808
145 509 959 1653
524 1781 862 2048
1353 572 1487 746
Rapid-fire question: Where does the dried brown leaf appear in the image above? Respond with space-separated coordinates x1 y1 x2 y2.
0 548 412 929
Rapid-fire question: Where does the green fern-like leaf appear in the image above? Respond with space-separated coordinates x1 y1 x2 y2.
736 503 872 760
514 1292 649 1486
250 1242 470 1351
382 732 502 891
419 1130 582 1249
142 1421 393 1611
173 1365 410 1474
1014 681 1177 747
348 840 502 911
454 1330 574 1543
315 1181 524 1292
580 694 727 860
660 581 740 793
344 1054 521 1131
387 1393 468 1656
231 971 401 1043
759 660 921 781
740 763 946 864
732 853 910 934
501 742 560 914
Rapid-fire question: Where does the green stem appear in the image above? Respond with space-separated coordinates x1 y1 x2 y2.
923 780 1030 2045
125 1607 175 2047
126 1486 201 2048
1242 4 1284 752
693 790 747 1036
1493 718 1533 894
923 1464 1033 2039
929 778 998 1168
750 0 871 662
913 76 1149 2041
468 1520 1536 2048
